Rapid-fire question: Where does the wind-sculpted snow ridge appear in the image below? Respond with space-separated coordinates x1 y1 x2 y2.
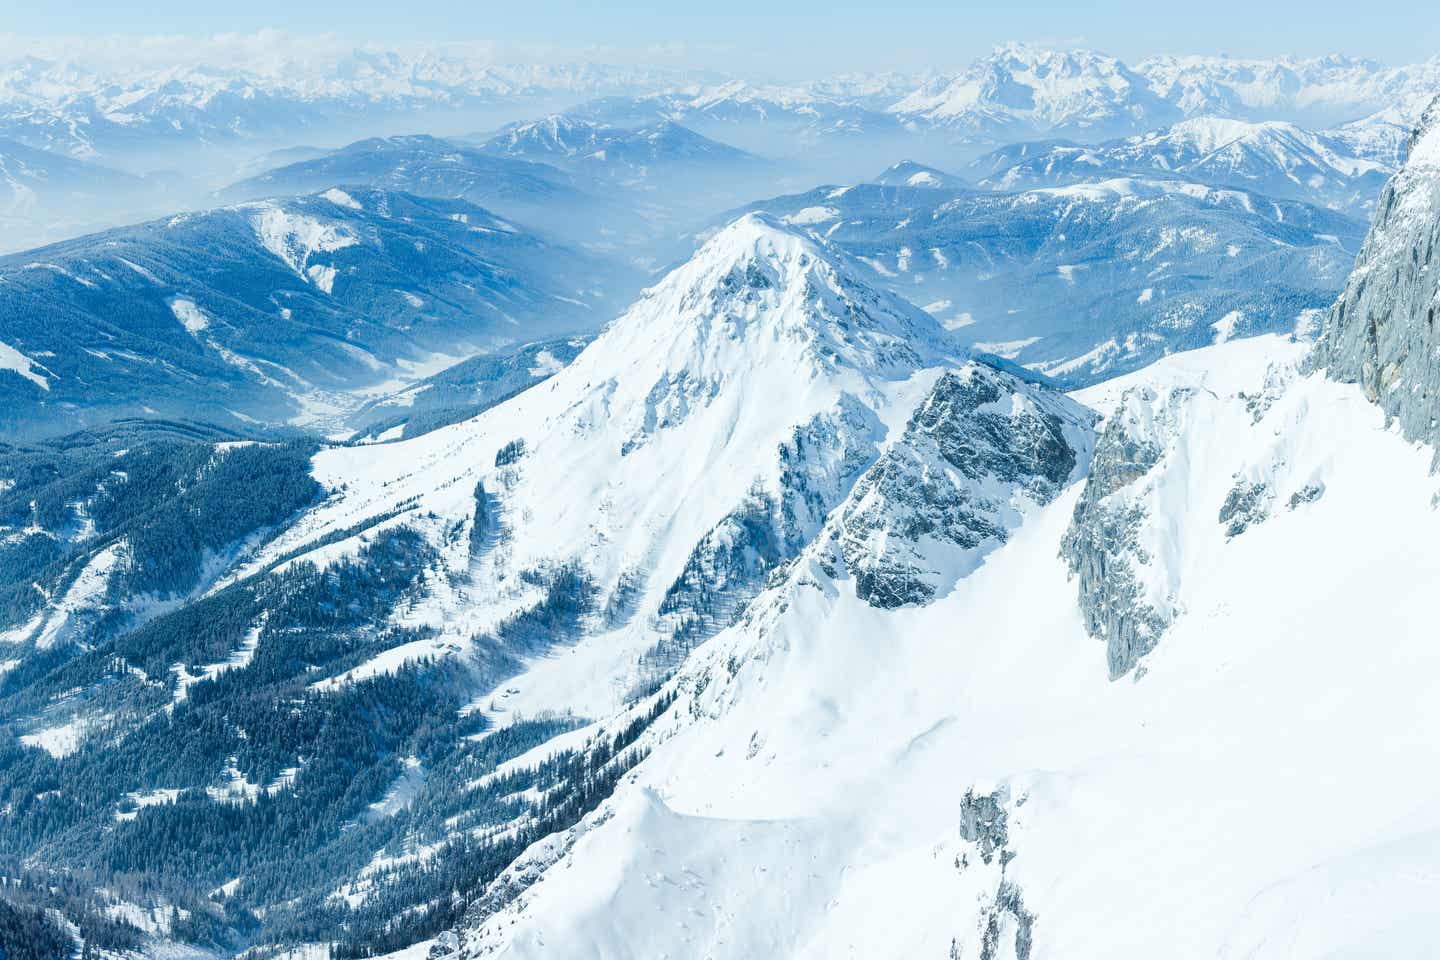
1312 96 1440 459
448 334 1440 959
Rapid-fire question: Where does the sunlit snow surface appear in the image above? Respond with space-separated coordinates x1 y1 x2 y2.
454 334 1440 958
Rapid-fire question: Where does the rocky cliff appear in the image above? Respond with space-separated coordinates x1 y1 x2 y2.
1311 96 1440 454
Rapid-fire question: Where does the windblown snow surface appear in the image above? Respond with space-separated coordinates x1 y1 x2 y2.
449 334 1440 959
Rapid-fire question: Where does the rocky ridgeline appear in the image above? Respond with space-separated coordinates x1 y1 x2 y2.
1312 96 1440 453
814 362 1092 609
1060 385 1187 679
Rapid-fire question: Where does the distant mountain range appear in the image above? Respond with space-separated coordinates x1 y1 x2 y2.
222 125 779 262
0 43 1433 259
219 135 610 240
967 116 1398 215
735 175 1363 382
0 188 634 438
0 138 177 253
5 43 1435 173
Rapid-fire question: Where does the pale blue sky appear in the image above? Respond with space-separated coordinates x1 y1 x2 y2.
7 0 1437 76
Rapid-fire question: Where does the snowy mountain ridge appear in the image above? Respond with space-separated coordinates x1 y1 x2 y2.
452 328 1440 959
970 114 1398 214
5 41 1437 172
425 93 1440 960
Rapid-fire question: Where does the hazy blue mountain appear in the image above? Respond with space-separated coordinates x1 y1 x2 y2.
968 117 1396 215
871 160 967 189
0 138 176 253
480 116 763 184
0 188 633 438
564 87 931 185
222 134 600 224
733 177 1364 382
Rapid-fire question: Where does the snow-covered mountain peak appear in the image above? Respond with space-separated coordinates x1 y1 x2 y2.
889 42 1171 140
488 113 607 156
871 159 966 189
232 212 956 724
604 212 951 386
1156 115 1280 152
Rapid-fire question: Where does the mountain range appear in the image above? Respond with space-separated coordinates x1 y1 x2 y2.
4 32 1440 960
445 93 1440 960
735 175 1363 382
0 187 632 439
967 116 1398 215
4 100 1435 951
6 43 1437 174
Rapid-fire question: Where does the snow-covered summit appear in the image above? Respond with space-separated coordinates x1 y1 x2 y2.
1136 52 1440 128
623 213 950 380
871 159 966 190
454 325 1440 958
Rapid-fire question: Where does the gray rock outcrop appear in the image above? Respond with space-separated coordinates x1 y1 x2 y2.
1311 96 1440 457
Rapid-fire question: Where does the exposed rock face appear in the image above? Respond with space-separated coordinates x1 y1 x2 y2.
651 395 883 661
959 787 1011 866
1311 96 1440 454
951 785 1034 960
1061 386 1182 679
817 363 1092 608
1218 478 1272 538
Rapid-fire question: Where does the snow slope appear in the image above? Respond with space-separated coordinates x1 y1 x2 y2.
453 333 1440 958
242 213 957 720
